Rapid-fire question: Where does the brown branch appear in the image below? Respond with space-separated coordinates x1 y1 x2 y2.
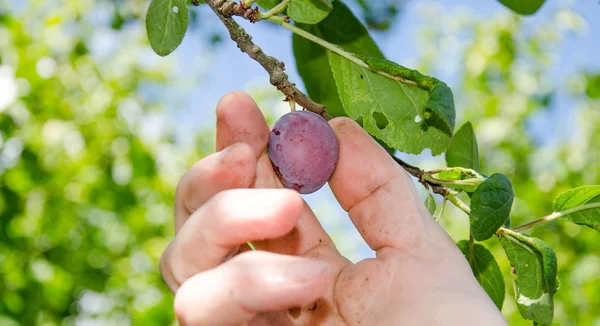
392 156 449 196
203 0 331 120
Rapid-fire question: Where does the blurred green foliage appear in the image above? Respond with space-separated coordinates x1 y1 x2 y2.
0 0 205 324
0 0 599 325
417 6 600 325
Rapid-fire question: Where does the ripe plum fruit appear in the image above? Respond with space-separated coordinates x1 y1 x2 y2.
268 111 339 194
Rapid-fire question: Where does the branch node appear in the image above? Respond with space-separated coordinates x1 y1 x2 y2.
205 0 331 118
250 45 261 56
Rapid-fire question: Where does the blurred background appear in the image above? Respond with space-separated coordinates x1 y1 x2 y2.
1 0 599 325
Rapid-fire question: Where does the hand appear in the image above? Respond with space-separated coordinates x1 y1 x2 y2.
160 91 508 326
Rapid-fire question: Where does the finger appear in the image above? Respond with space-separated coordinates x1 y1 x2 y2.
174 142 257 232
328 118 438 252
162 189 304 292
174 251 333 326
214 91 336 256
216 90 270 156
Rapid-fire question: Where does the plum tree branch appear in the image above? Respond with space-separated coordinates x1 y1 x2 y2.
204 0 462 204
203 0 331 120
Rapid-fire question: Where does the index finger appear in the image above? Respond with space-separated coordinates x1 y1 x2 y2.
328 118 439 252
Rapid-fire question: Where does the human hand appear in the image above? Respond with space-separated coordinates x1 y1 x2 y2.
160 91 508 326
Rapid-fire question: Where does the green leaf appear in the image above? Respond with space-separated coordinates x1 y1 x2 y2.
145 0 189 56
586 74 600 99
446 122 479 170
257 0 282 10
470 173 514 240
288 0 332 24
425 193 436 215
329 53 452 155
292 2 393 152
457 241 505 310
498 0 546 15
293 1 384 119
358 56 456 136
499 229 558 325
553 185 600 231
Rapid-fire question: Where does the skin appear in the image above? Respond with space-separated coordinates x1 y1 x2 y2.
160 91 508 326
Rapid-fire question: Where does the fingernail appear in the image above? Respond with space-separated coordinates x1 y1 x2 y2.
277 260 330 283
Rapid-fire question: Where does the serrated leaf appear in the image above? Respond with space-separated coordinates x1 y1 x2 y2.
553 185 600 231
498 0 546 15
358 56 456 137
425 193 436 215
329 53 452 155
257 0 282 10
446 122 479 170
293 1 384 119
145 0 188 56
457 240 505 310
499 229 557 325
470 173 514 240
288 0 332 24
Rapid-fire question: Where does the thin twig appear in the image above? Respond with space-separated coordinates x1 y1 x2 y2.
446 190 471 215
267 17 419 87
434 198 447 223
511 202 600 231
204 0 331 120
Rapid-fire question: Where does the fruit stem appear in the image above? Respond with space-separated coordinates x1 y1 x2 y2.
266 17 419 87
246 241 257 251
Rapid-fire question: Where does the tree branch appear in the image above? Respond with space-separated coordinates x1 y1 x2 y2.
203 0 456 200
203 0 331 120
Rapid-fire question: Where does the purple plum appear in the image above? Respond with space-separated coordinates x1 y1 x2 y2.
268 111 339 194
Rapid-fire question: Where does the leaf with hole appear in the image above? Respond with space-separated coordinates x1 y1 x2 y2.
425 193 436 215
288 0 332 24
446 121 479 170
553 185 600 231
499 229 557 325
470 173 514 240
457 240 505 310
145 0 188 56
329 54 454 155
358 56 456 137
498 0 546 15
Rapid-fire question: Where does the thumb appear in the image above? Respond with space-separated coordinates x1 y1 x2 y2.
328 117 439 251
